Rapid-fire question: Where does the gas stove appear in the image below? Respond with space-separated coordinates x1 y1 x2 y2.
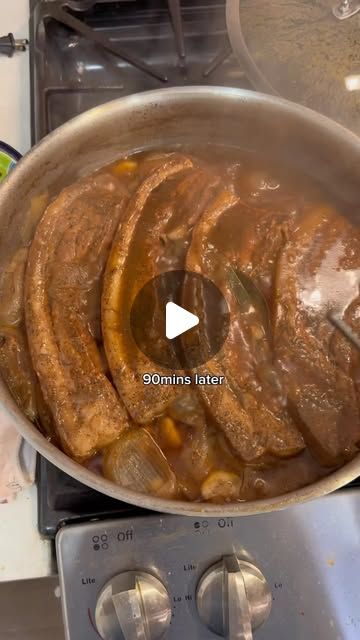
29 2 360 639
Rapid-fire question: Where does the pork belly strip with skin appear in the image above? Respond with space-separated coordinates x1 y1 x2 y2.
274 205 360 465
0 203 53 432
186 190 265 461
0 326 51 432
0 249 41 423
25 173 130 460
186 190 305 461
102 155 200 423
116 168 219 422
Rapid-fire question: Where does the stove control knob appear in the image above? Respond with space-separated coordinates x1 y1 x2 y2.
196 555 271 639
95 571 171 640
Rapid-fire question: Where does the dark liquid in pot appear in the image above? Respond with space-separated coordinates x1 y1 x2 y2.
0 147 359 503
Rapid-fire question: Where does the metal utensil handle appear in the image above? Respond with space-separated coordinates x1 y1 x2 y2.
328 311 360 352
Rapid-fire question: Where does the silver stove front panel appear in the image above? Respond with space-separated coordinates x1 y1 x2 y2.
57 489 360 639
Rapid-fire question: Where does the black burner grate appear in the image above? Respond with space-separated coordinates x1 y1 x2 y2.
37 457 146 537
29 0 250 141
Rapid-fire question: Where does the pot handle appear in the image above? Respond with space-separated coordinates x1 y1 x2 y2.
0 141 22 183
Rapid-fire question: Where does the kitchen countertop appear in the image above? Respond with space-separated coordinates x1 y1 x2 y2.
0 0 31 154
0 0 53 582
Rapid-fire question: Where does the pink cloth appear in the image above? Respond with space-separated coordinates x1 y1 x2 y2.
0 413 35 503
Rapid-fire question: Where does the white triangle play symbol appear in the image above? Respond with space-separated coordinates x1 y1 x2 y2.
166 301 199 340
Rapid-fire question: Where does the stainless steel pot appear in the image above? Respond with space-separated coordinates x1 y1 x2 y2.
0 86 359 516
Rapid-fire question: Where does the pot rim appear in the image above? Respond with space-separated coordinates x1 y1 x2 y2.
1 85 360 516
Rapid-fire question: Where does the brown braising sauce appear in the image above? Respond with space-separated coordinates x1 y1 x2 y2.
0 147 359 503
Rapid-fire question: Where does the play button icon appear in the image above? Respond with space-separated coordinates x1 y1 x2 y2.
130 270 230 370
166 302 199 340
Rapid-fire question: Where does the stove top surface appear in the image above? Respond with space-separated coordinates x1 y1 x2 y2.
29 0 250 142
